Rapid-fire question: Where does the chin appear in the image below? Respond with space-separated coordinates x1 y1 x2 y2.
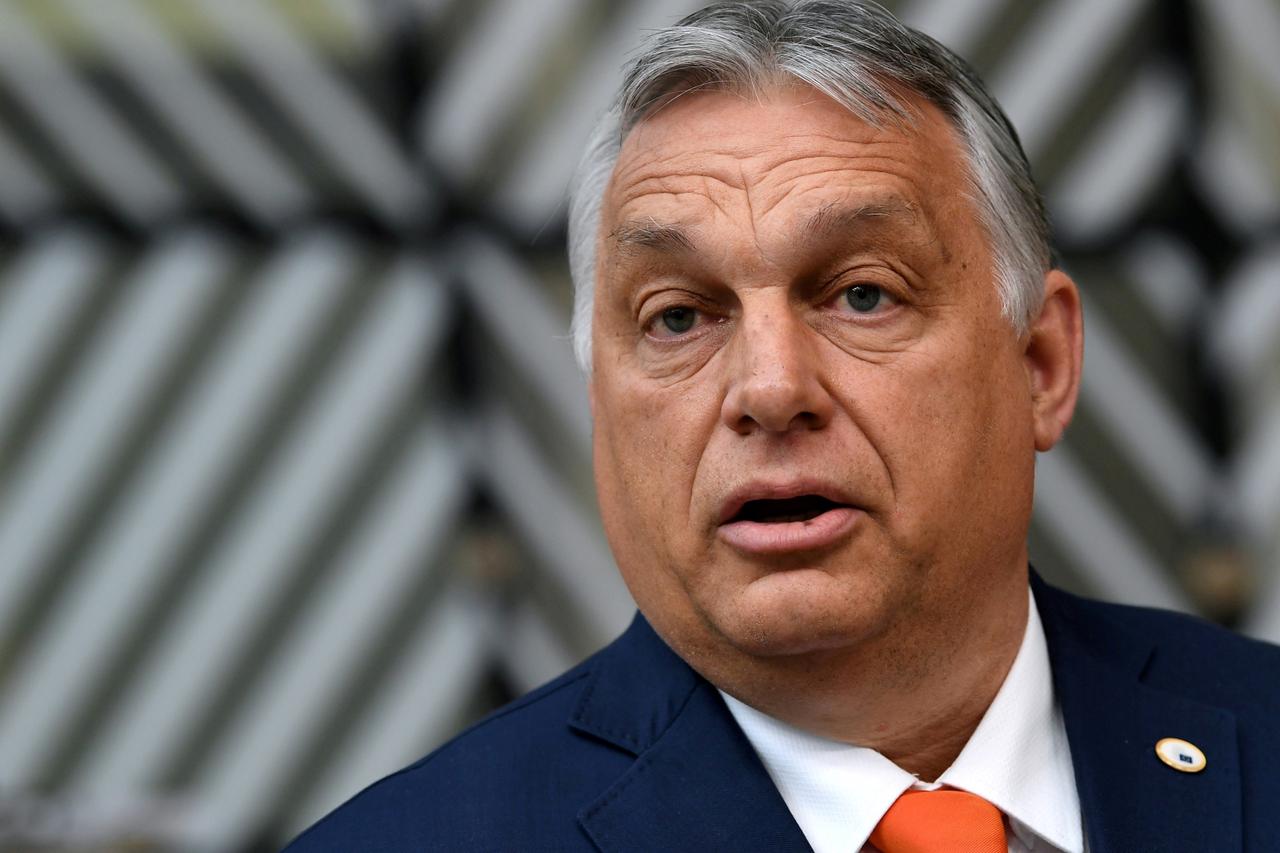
699 568 895 659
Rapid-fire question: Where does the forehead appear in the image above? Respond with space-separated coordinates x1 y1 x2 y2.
603 85 974 247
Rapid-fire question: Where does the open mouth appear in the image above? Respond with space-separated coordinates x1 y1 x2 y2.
719 491 860 555
731 495 848 524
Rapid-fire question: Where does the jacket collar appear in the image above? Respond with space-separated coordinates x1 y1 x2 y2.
571 614 813 852
570 580 1243 853
1032 573 1241 853
568 613 700 756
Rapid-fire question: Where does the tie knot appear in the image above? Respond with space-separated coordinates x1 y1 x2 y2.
869 789 1007 853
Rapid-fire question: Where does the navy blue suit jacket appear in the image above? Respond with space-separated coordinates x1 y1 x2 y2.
286 574 1280 851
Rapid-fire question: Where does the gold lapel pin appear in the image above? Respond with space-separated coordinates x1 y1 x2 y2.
1155 737 1206 773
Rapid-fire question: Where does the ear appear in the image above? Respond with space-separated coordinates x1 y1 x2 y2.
1024 269 1083 452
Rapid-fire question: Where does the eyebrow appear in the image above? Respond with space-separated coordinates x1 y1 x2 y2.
609 219 697 255
800 199 924 242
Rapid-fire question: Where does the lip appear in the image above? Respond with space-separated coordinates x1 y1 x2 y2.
719 507 861 555
716 480 862 556
717 479 857 524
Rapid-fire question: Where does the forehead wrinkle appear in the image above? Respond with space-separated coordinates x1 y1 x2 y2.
612 132 927 225
609 168 750 225
736 131 922 177
605 97 965 275
610 137 765 196
734 144 930 224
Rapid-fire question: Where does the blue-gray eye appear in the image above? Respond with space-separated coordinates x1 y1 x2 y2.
662 307 696 334
845 285 881 312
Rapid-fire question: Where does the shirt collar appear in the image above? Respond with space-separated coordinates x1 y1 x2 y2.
936 587 1083 852
721 691 915 852
722 586 1083 853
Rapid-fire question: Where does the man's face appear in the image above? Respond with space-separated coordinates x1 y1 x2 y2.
590 86 1049 675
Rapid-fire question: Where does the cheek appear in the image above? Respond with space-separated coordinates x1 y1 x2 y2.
851 336 1030 531
592 373 727 627
592 374 718 547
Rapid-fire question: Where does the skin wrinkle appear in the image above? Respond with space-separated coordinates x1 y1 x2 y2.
739 161 762 260
591 85 1082 780
611 100 919 193
753 152 924 221
614 153 926 221
612 176 939 281
614 194 926 286
614 199 938 286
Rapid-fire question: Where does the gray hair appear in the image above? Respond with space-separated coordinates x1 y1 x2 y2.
567 0 1053 371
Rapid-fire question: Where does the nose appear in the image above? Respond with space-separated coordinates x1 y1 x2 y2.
720 298 834 435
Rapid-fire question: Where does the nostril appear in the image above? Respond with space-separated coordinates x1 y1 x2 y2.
728 408 826 436
722 356 834 434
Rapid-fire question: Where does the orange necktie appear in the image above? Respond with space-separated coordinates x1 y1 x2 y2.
869 789 1007 853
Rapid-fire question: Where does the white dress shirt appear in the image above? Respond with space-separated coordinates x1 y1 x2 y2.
721 588 1085 852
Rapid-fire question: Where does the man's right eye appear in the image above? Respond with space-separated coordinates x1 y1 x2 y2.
643 299 723 341
660 306 697 335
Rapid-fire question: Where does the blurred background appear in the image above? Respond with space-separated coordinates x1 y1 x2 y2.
0 0 1275 849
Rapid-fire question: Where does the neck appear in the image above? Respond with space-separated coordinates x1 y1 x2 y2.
717 578 1029 781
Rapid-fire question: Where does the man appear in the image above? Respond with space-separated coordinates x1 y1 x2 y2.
287 2 1280 850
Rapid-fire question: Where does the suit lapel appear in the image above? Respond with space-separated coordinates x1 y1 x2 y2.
571 616 812 853
572 582 1245 853
1034 576 1242 853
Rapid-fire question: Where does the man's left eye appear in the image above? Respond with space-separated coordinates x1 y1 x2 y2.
842 285 892 313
